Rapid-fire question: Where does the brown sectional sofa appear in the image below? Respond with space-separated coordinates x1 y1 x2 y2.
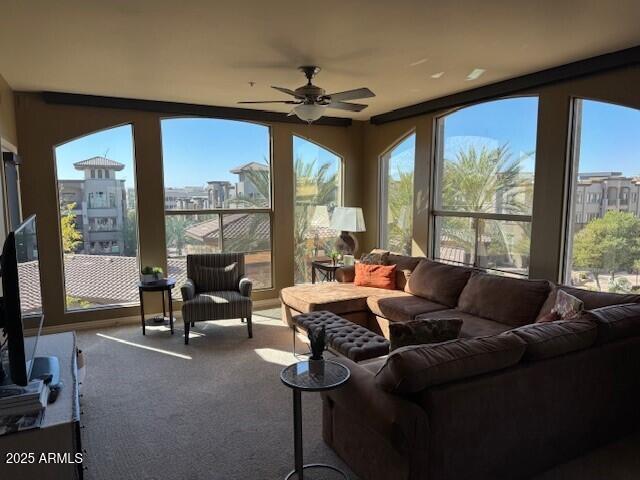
280 251 640 480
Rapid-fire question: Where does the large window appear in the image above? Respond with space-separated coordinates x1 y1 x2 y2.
565 99 640 293
54 125 139 310
380 133 415 255
433 97 538 276
161 119 272 292
293 136 342 284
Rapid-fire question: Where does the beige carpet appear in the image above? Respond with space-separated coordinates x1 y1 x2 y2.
77 307 640 480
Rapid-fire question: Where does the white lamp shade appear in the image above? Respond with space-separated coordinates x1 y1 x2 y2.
330 207 366 232
294 104 325 123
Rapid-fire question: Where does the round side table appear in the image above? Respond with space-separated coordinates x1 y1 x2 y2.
137 278 176 335
280 360 351 480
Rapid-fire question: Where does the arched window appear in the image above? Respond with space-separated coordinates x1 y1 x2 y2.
54 124 138 310
433 97 539 276
292 135 343 284
379 132 415 255
161 118 272 291
566 99 640 292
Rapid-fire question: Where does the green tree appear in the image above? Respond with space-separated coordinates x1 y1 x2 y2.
386 166 413 255
123 209 138 257
60 202 83 253
439 144 532 268
242 156 339 283
572 211 640 291
165 216 198 256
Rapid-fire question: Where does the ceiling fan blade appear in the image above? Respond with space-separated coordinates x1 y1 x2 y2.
287 109 297 116
327 101 368 112
327 87 375 102
237 100 300 104
271 86 304 98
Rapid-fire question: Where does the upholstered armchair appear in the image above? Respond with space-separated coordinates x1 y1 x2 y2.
180 253 253 345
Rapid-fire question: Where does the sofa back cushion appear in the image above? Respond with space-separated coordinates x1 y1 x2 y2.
387 253 422 290
504 319 597 361
457 272 550 327
583 303 640 344
537 286 640 321
375 334 526 394
405 259 474 307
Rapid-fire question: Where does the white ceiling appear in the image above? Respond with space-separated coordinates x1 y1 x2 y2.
1 0 639 120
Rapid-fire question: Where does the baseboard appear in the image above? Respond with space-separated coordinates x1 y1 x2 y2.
30 298 282 336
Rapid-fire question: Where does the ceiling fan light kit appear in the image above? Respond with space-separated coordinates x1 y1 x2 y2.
239 65 375 123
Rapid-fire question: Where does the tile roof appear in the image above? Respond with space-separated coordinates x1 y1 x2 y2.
73 156 125 170
184 213 337 242
229 161 269 174
18 255 188 312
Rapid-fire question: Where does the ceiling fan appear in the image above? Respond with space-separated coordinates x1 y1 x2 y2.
238 66 375 123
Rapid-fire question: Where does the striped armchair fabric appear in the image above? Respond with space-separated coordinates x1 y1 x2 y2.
181 253 253 344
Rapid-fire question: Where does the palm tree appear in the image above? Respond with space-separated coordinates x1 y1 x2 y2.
439 144 532 268
386 167 414 255
241 156 339 283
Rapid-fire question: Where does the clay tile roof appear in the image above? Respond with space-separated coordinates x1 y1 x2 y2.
18 256 187 312
73 156 125 171
229 161 269 174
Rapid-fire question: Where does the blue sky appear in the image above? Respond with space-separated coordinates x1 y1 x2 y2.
54 99 639 189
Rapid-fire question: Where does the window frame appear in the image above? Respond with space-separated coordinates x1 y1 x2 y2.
160 117 275 291
429 96 538 276
291 134 345 285
53 123 141 313
378 129 416 254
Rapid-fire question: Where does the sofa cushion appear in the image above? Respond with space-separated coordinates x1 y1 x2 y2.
375 334 526 394
405 259 474 308
354 263 396 289
280 283 399 315
416 309 513 338
360 250 390 265
457 272 551 327
504 319 597 361
367 292 448 322
389 318 462 351
537 286 640 321
193 263 239 292
583 303 640 344
387 253 423 290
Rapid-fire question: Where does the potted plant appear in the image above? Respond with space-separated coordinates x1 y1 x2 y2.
308 326 326 377
141 266 163 284
329 250 341 266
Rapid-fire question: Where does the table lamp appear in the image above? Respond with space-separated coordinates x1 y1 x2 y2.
330 207 366 256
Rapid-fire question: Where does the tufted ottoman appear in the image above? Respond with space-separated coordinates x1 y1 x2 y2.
293 310 390 362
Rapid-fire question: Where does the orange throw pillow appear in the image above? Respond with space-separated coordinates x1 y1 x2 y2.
354 263 397 289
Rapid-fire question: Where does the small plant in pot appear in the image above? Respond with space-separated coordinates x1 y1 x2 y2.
329 250 341 266
308 326 326 376
141 266 163 284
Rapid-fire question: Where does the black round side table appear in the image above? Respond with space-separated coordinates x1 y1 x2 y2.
280 360 351 480
137 278 176 335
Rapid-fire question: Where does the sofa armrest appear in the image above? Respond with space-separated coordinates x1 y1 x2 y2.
335 265 355 283
181 279 196 301
239 277 253 298
322 357 429 453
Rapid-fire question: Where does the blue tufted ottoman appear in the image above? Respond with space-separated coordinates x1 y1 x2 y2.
293 310 390 362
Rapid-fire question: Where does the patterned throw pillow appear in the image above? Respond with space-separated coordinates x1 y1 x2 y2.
194 263 239 292
538 290 584 322
360 251 390 265
389 318 463 351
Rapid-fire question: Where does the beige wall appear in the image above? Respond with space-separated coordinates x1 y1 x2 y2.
0 72 17 150
359 65 640 282
15 93 364 326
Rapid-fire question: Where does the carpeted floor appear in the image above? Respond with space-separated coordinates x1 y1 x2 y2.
77 307 640 480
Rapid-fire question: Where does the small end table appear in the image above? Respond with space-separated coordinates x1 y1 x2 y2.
138 278 176 335
280 360 350 480
311 260 343 284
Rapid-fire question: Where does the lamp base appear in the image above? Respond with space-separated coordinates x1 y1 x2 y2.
335 231 358 257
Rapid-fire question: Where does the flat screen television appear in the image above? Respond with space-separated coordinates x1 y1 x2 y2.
0 215 44 386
